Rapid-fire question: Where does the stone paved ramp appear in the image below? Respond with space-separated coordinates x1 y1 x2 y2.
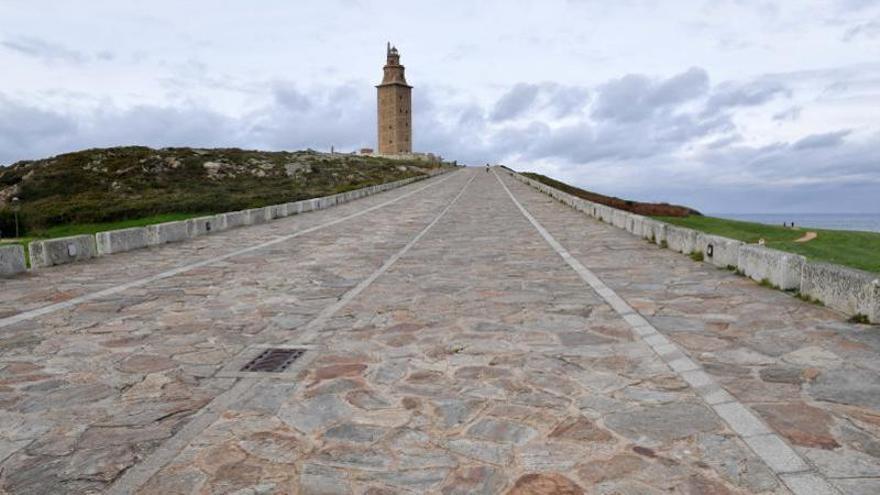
0 169 877 494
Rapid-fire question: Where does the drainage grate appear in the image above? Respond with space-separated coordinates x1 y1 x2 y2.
240 348 306 373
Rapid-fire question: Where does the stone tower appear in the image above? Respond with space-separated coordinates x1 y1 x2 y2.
376 43 412 154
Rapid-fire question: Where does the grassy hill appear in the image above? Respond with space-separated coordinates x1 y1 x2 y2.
0 146 450 237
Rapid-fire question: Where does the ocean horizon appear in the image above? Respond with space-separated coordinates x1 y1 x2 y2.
711 213 880 233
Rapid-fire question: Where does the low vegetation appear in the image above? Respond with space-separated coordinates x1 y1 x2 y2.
658 215 880 273
795 292 824 306
849 313 871 324
0 146 450 237
522 172 700 217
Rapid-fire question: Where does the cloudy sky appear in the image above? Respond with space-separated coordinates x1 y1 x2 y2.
2 0 879 213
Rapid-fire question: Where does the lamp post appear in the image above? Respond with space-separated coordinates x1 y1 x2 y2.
11 197 20 239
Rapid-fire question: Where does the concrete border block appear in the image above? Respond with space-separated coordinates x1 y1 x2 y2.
242 208 267 225
665 226 698 254
186 215 226 237
268 204 288 219
28 235 98 268
626 214 644 235
0 244 27 276
639 219 666 244
697 233 743 269
284 202 301 216
147 221 189 246
96 227 149 255
737 245 805 290
224 211 247 229
800 262 879 322
612 210 628 229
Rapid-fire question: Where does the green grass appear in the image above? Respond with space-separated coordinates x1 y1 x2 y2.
656 215 880 273
27 212 207 239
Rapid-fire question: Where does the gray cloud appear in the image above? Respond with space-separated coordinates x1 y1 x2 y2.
490 83 540 121
542 84 591 118
792 130 851 149
592 67 709 123
836 0 880 11
1 36 86 64
773 106 802 121
490 83 591 122
0 95 238 164
843 19 880 40
273 84 313 112
704 79 789 114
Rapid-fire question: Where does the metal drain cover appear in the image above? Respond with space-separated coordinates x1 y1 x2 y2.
240 348 306 373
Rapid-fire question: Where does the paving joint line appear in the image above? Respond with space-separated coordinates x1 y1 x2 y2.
492 169 840 495
0 171 460 331
292 171 477 344
108 170 476 494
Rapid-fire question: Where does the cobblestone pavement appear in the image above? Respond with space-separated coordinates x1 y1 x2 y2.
1 168 877 494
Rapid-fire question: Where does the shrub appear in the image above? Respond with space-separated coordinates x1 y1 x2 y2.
690 251 704 262
848 313 870 324
795 292 824 306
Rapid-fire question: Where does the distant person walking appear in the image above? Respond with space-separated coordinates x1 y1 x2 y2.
486 164 490 173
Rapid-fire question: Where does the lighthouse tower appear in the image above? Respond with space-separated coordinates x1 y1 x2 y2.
376 43 412 155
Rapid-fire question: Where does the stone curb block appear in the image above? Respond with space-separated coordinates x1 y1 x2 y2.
0 244 27 277
625 214 644 236
737 245 805 290
696 233 743 269
187 214 228 238
147 221 190 246
223 211 247 229
800 262 879 322
29 235 98 268
640 219 667 245
241 208 267 226
665 226 698 254
268 204 288 219
96 227 149 256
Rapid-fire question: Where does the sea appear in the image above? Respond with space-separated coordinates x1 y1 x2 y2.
713 213 880 233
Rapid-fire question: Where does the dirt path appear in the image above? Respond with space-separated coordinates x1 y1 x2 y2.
795 231 818 243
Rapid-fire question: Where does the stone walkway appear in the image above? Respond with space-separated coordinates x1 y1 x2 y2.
0 168 877 494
